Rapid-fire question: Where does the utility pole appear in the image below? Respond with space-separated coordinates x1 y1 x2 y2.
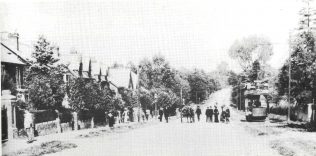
180 87 183 105
137 66 141 122
288 31 292 123
196 92 198 104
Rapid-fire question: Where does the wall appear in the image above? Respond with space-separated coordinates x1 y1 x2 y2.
35 120 58 136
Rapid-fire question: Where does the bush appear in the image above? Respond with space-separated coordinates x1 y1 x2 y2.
33 110 58 124
57 108 72 123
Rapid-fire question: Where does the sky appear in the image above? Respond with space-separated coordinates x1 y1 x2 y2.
0 0 309 73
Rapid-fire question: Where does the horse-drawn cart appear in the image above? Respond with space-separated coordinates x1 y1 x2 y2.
180 105 195 123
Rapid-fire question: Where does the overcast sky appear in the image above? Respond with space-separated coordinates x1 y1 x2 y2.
0 0 309 72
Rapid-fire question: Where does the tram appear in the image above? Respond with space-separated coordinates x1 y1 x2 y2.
244 82 269 122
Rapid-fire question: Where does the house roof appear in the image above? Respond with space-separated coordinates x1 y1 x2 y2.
107 68 138 89
1 43 27 65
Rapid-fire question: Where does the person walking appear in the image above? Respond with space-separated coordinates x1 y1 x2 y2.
214 106 219 123
209 106 214 122
159 108 164 122
225 107 230 123
205 107 211 122
129 107 134 122
220 106 226 123
189 107 195 123
108 111 115 128
24 110 35 143
123 108 129 123
196 106 202 121
163 106 169 123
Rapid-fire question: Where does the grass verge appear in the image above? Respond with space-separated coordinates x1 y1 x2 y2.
3 141 77 156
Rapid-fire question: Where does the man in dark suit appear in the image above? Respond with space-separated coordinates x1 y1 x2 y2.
196 106 202 121
214 106 219 123
159 108 164 122
205 107 211 122
163 106 169 123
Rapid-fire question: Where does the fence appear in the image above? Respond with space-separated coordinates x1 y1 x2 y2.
15 108 146 138
270 102 314 122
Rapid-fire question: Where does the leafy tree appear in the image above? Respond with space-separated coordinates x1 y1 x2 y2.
228 36 273 72
277 31 316 105
187 69 210 103
139 87 153 110
98 68 102 82
119 88 138 108
298 0 316 31
249 60 260 81
25 36 66 110
126 61 138 74
227 71 239 86
79 57 83 77
31 36 59 73
88 59 92 78
69 78 112 112
138 58 153 89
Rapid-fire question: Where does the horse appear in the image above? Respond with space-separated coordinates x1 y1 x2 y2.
180 106 195 123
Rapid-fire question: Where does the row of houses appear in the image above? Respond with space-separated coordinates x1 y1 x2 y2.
1 36 138 141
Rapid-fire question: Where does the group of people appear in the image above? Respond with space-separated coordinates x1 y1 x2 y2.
106 107 153 128
158 106 170 123
204 105 230 123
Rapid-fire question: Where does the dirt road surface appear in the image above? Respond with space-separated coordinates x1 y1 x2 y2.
48 88 280 156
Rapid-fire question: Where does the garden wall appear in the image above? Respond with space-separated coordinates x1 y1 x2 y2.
35 120 58 136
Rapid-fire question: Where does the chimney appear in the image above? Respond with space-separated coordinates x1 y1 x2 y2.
9 33 19 51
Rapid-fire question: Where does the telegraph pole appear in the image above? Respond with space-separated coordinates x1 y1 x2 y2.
288 31 292 123
180 87 183 105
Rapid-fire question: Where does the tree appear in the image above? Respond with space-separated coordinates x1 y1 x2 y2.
249 60 260 81
25 36 66 110
79 56 83 77
227 71 239 86
228 36 273 72
126 61 138 74
277 31 316 105
98 68 102 82
298 0 316 31
30 36 59 74
187 69 210 103
88 59 92 78
69 78 112 112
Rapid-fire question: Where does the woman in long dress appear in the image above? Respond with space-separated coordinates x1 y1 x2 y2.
108 112 115 128
123 108 129 123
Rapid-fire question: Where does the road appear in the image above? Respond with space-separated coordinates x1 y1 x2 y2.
50 88 279 156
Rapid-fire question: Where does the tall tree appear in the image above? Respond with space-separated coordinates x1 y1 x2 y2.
26 36 66 110
249 60 260 81
298 0 316 31
98 68 102 82
79 56 83 77
278 31 316 104
228 36 273 72
88 58 92 78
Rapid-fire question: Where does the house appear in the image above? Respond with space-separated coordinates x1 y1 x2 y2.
1 42 28 141
1 42 28 97
106 67 138 97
